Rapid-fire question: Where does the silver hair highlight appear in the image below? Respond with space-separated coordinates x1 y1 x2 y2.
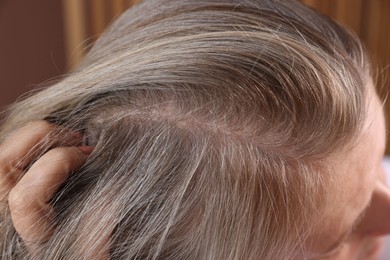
0 0 369 259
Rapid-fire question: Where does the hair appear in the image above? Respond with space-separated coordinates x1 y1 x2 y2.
0 0 370 259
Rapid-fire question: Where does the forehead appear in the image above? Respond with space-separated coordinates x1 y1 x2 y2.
335 82 385 210
309 81 386 253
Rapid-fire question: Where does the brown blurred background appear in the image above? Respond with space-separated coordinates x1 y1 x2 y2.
1 0 389 150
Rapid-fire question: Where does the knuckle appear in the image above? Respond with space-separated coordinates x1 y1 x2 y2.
44 147 73 161
26 120 52 129
25 120 54 132
8 187 30 213
24 121 56 145
38 147 84 168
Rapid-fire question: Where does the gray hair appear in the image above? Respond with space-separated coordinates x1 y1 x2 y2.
0 0 369 259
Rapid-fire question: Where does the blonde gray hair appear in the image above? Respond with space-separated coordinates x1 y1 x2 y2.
0 0 369 259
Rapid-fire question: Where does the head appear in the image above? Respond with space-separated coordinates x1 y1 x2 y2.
0 0 388 259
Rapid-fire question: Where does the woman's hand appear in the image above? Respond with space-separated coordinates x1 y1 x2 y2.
0 121 93 248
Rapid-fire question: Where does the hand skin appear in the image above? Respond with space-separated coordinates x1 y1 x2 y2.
0 121 93 250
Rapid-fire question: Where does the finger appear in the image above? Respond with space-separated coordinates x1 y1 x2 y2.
0 121 83 198
0 120 83 170
8 146 93 246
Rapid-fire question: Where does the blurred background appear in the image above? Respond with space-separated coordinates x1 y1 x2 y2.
0 0 389 150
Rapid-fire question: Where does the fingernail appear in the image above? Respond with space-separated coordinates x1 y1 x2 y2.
77 146 94 155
